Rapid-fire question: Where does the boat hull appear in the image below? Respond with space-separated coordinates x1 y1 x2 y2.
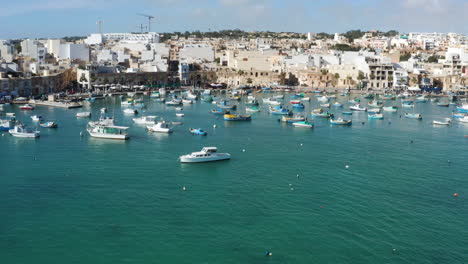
180 154 230 163
88 131 128 140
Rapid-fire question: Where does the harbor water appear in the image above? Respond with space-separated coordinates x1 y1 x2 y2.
1 93 467 263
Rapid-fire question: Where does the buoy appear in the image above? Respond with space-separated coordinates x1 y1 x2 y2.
213 124 217 128
453 193 459 197
447 160 451 163
289 183 292 186
182 186 186 191
290 188 294 191
345 165 350 169
296 174 299 177
80 132 83 137
265 251 272 256
242 149 246 152
300 143 303 146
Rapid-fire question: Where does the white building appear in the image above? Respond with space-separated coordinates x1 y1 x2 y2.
84 32 160 45
43 39 62 57
0 40 15 62
21 39 47 64
58 43 89 62
179 44 215 63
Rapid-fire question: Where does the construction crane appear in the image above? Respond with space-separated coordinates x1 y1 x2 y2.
137 13 155 32
96 20 103 34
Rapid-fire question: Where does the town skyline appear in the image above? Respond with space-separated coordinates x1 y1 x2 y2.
1 0 468 39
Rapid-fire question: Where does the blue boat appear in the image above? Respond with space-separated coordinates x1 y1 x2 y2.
457 104 468 113
217 100 237 109
269 105 291 115
292 103 305 108
211 109 230 115
189 128 207 136
0 119 15 131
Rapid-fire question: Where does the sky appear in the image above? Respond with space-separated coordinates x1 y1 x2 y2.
1 0 467 39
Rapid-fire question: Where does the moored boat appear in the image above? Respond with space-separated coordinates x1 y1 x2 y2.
350 104 367 111
292 121 313 128
211 109 230 115
147 121 172 133
282 116 306 123
246 106 260 112
87 124 129 140
368 108 381 114
269 106 291 115
20 104 34 110
330 118 352 125
9 124 40 138
368 113 384 120
433 118 451 125
0 119 15 131
217 100 237 109
179 147 230 163
405 113 423 119
224 114 251 121
123 108 138 115
436 102 449 107
39 121 58 128
133 116 157 125
383 106 398 112
76 112 91 118
311 108 332 118
31 115 42 122
189 128 207 135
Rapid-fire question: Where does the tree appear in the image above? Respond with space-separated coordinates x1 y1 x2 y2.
400 53 411 61
321 69 328 75
334 73 340 79
357 71 365 81
331 44 360 52
427 55 439 63
388 76 394 82
246 78 253 84
370 73 376 80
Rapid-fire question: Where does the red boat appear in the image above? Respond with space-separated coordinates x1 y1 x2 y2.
20 104 34 110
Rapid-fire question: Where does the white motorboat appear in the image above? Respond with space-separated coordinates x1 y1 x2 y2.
263 98 281 105
19 104 34 110
292 121 313 128
350 104 367 111
147 121 172 133
100 108 107 114
87 124 129 140
367 108 381 114
123 108 138 115
31 115 43 122
179 147 231 163
9 125 40 138
166 99 182 106
121 101 133 106
186 92 197 100
317 96 329 103
6 112 16 118
133 116 157 125
433 118 451 125
176 113 185 117
459 116 468 123
301 97 310 102
76 112 91 118
182 99 193 104
383 106 398 112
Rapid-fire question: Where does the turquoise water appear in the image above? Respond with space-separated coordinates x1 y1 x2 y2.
1 94 467 263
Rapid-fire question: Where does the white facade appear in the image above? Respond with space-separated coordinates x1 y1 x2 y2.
58 44 89 62
179 44 215 63
21 39 47 64
84 32 160 45
97 49 117 62
44 39 62 57
0 40 15 62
